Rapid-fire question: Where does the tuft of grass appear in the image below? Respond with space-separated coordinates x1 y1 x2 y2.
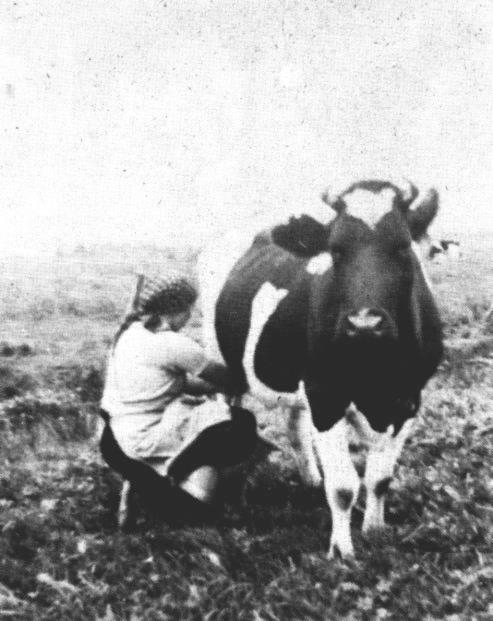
57 296 120 320
43 364 104 402
0 395 98 444
0 341 34 357
440 337 493 388
0 364 37 399
27 297 57 321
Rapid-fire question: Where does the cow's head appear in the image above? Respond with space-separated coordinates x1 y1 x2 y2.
272 179 439 343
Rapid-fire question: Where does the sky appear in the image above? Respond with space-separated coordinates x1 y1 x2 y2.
1 0 493 253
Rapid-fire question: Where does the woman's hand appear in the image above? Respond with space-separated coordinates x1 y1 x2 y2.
198 362 239 396
183 375 217 396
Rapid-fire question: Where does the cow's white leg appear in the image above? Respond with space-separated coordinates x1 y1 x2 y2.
316 418 360 559
288 406 322 487
363 418 414 533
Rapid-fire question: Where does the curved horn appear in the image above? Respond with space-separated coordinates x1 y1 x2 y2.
373 176 419 207
391 177 419 206
320 189 331 206
321 189 345 212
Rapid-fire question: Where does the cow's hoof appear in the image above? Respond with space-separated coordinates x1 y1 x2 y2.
298 461 323 487
327 542 354 561
362 522 388 536
362 524 387 534
302 471 323 488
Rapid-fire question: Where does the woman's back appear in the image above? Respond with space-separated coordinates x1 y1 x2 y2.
102 322 207 418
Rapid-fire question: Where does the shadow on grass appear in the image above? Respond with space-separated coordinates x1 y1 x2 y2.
71 460 330 539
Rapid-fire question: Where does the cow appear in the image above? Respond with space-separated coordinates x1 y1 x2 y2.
419 236 462 262
198 179 443 559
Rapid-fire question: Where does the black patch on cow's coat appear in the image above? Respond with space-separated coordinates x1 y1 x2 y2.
271 214 328 257
215 243 311 393
336 489 354 511
375 477 393 498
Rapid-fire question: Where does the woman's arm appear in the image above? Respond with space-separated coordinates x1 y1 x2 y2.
198 361 237 395
183 375 217 395
159 332 238 395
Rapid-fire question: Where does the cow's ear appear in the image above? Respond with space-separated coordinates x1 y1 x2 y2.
407 188 439 240
271 214 328 257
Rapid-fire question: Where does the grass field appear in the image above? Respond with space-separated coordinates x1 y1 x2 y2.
0 235 492 620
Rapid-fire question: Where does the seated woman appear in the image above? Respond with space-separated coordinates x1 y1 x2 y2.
99 272 258 528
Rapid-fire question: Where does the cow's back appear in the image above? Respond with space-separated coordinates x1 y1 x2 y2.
198 229 261 363
199 230 310 392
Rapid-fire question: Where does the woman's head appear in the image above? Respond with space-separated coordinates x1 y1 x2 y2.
139 274 197 332
139 274 197 317
113 273 198 346
144 307 192 333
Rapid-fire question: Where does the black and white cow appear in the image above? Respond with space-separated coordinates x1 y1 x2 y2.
199 179 443 558
427 238 462 262
414 229 462 263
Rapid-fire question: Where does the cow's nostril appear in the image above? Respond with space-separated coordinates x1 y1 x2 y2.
346 308 384 332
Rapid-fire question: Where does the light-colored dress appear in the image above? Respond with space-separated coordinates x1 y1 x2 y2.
101 322 231 471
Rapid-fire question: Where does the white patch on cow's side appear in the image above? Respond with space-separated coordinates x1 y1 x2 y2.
344 188 395 229
315 418 361 558
306 252 333 275
287 395 322 487
411 241 434 292
198 229 257 363
243 282 302 409
362 418 414 533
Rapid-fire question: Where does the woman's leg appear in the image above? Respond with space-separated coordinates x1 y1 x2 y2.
165 406 258 484
99 408 258 522
100 418 214 523
100 418 173 496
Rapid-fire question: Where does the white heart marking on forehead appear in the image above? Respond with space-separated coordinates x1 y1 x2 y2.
344 188 395 229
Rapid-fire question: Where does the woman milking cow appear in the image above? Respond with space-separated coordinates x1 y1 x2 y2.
99 272 264 529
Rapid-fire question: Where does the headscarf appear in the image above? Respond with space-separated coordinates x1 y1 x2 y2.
112 273 197 348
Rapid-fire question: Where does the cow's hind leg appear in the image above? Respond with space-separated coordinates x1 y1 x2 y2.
363 418 414 533
316 418 360 559
288 406 322 487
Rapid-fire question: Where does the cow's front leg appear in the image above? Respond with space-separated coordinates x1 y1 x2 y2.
363 418 414 533
316 418 360 559
288 406 322 487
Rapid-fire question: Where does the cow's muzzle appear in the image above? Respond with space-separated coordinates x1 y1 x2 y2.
343 308 393 338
